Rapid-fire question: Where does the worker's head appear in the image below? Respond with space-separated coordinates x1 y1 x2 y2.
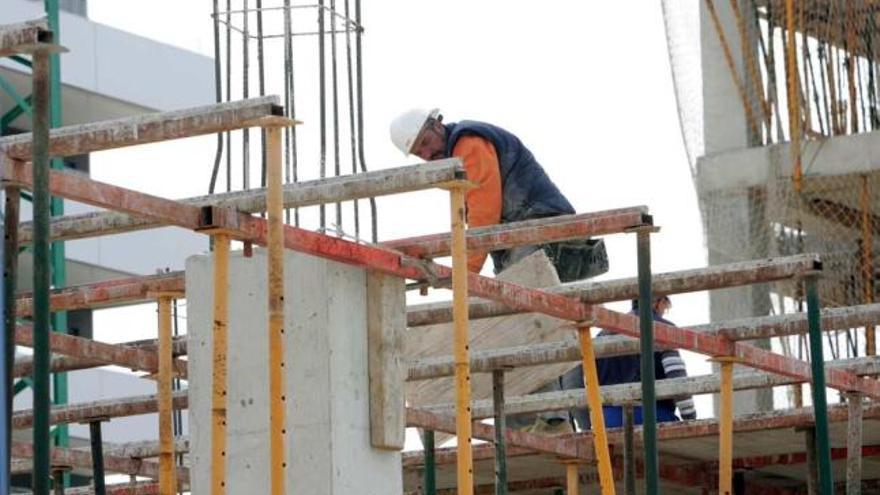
389 108 446 161
631 295 671 316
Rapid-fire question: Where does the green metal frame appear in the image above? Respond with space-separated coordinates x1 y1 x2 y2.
805 276 834 493
44 0 70 479
2 2 70 489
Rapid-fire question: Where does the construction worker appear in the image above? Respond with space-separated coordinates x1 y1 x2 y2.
389 108 607 278
390 108 608 433
567 295 697 430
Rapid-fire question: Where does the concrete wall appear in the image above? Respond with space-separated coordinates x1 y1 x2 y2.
186 249 402 494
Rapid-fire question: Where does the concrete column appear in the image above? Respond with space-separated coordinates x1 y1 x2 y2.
700 0 773 416
186 249 403 494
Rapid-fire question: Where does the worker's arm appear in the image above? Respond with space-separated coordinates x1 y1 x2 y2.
660 349 697 420
451 136 502 273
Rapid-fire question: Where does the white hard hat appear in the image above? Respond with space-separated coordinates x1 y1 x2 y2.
389 108 440 155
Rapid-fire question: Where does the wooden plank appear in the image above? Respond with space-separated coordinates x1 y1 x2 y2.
405 250 577 419
420 356 880 419
407 304 880 380
367 271 407 450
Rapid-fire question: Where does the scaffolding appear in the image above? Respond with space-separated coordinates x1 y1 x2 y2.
1 7 880 495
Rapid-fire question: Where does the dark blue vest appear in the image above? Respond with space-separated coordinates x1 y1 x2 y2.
444 121 575 223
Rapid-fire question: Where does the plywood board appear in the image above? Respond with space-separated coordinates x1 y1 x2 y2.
405 250 580 411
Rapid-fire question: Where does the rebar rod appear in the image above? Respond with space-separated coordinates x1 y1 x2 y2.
225 0 232 193
318 0 328 229
343 0 360 240
354 0 378 242
242 0 251 190
256 0 267 189
329 0 342 234
209 0 225 194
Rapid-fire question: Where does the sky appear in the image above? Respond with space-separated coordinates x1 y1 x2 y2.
82 1 714 418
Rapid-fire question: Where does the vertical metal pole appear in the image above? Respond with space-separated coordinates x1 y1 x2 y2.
0 192 5 495
212 234 230 494
1 186 18 495
861 175 875 356
804 427 818 495
576 325 615 495
51 470 63 495
718 359 735 495
492 369 507 495
622 404 635 495
733 472 745 495
805 276 834 494
158 296 176 495
45 0 69 467
784 0 803 193
635 228 658 495
266 125 286 495
88 420 106 495
565 462 579 495
422 430 436 495
31 48 52 495
846 393 863 495
450 186 473 495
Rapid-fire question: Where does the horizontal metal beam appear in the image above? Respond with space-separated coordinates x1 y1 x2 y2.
608 402 880 445
13 336 187 378
13 324 186 378
406 254 822 326
592 306 880 398
17 159 465 244
384 207 649 258
406 304 880 380
421 357 880 418
63 481 177 495
0 19 51 57
17 271 184 317
10 437 190 473
3 159 870 398
12 390 188 430
2 160 205 228
0 96 282 160
406 403 880 481
19 208 632 314
10 441 189 483
405 408 587 460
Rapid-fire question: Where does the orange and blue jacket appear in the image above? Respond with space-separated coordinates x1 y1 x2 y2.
443 120 575 273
